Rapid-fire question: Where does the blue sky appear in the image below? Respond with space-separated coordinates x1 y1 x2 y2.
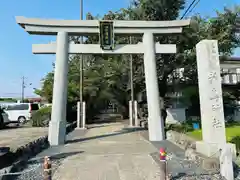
0 0 239 98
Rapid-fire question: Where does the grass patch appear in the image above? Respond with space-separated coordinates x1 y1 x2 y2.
187 125 240 142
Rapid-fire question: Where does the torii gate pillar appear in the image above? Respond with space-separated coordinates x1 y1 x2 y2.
48 32 69 145
143 32 164 140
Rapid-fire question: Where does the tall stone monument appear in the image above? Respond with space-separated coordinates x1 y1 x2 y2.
195 40 236 157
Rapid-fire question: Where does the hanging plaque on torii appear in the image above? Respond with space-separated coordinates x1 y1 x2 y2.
99 21 114 50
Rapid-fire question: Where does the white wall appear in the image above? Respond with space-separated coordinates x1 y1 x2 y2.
169 67 240 85
221 68 240 84
166 108 186 124
233 109 240 122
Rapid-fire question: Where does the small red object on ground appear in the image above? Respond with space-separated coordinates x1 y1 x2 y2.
159 147 168 180
159 147 166 161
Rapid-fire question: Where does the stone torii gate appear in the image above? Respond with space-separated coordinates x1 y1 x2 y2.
16 16 190 146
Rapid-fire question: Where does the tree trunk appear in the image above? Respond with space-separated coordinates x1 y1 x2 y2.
159 74 169 131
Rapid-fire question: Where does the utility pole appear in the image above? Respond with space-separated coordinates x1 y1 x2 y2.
21 77 32 103
128 10 135 126
129 37 134 125
79 0 84 127
21 76 25 102
130 37 134 102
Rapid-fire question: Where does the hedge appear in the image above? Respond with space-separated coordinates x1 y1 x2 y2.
31 106 51 127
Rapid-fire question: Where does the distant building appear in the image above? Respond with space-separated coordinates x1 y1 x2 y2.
167 56 240 85
26 98 42 103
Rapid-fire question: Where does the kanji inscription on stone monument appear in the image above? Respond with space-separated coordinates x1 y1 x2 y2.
196 40 226 144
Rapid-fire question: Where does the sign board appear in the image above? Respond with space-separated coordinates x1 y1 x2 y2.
99 21 114 50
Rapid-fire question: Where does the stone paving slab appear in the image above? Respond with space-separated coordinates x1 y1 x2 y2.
140 131 212 177
53 154 160 180
52 123 161 180
0 127 48 152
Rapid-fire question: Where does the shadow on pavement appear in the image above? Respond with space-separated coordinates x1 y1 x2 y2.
2 122 34 130
171 173 187 179
87 124 112 129
29 151 84 163
2 124 21 130
66 127 145 144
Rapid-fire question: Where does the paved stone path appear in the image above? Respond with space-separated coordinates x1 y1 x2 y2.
52 123 161 180
14 122 229 180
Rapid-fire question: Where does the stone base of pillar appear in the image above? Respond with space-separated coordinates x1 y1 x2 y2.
196 141 236 158
76 127 87 130
129 101 133 127
220 144 234 180
148 117 165 141
134 101 139 127
76 101 86 129
48 121 66 146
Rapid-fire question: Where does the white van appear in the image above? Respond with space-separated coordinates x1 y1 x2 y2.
5 103 40 123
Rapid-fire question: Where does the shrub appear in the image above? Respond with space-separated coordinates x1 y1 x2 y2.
31 106 51 127
230 136 240 153
225 121 240 127
167 122 194 133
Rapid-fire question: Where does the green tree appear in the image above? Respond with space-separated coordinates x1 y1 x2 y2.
35 2 240 124
183 7 240 84
34 72 54 103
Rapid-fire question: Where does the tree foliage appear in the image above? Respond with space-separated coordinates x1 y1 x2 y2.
35 1 240 122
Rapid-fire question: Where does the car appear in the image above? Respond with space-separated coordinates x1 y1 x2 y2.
4 103 40 124
0 107 10 128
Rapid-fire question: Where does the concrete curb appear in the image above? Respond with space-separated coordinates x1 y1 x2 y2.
0 121 77 180
166 130 196 150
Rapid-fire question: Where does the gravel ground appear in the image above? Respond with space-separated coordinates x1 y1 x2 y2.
171 169 240 180
172 173 225 180
7 159 62 180
6 162 239 180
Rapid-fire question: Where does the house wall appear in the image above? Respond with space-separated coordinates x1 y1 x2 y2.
233 108 240 122
168 67 240 85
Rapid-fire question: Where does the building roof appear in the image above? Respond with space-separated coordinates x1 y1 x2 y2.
220 56 240 69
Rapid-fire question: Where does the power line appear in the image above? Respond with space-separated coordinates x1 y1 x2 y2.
180 0 199 19
185 0 201 18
